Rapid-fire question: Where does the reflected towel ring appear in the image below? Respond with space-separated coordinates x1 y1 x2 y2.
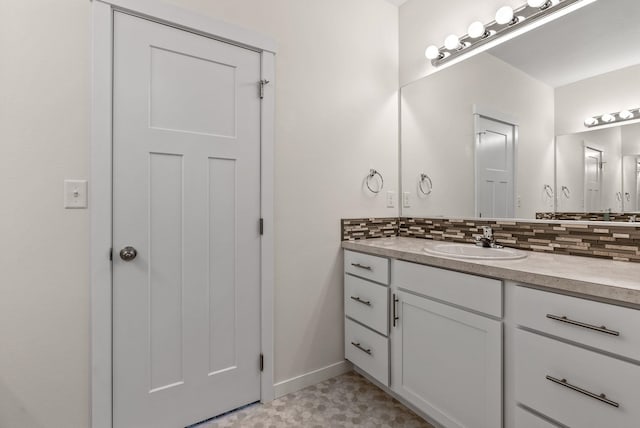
419 173 433 195
543 184 554 198
561 186 571 199
366 169 384 194
616 192 622 202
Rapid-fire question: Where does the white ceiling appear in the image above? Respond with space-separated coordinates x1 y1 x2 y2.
489 0 640 88
385 0 408 6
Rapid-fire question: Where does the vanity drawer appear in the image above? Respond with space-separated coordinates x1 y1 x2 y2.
515 329 640 428
344 250 389 285
345 318 389 386
345 274 388 335
392 259 502 317
515 406 561 428
514 286 640 361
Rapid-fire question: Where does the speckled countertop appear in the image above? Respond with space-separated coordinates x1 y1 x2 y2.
342 237 640 308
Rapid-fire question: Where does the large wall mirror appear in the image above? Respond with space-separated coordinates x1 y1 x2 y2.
400 0 640 220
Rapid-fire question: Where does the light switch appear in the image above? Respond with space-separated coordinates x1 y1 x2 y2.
403 192 411 208
386 191 396 208
64 180 88 209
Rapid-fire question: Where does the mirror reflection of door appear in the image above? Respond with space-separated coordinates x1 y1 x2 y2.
584 146 602 212
476 116 516 218
636 158 640 211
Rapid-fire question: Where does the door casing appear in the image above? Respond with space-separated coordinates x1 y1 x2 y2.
90 2 276 427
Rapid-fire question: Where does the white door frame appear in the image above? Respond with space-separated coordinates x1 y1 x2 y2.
90 2 276 427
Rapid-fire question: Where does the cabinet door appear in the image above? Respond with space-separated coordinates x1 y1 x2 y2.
391 290 502 428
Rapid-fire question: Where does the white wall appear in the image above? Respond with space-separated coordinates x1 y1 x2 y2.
399 0 521 86
0 1 398 427
401 53 555 219
0 2 91 428
622 123 640 211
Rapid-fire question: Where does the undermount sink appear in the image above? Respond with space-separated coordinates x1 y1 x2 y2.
424 243 528 260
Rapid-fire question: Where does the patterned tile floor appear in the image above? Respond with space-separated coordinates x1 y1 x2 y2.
198 371 433 428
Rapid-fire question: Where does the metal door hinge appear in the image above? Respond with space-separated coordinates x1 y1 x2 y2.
109 248 113 261
259 79 270 99
259 218 264 235
260 353 264 372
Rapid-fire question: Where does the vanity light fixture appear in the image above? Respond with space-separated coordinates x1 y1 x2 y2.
584 108 640 128
425 0 583 67
495 6 518 26
468 21 490 39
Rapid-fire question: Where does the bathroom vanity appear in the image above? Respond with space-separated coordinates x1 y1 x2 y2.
342 237 640 428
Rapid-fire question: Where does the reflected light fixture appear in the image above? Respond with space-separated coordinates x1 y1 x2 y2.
584 108 640 128
424 0 583 67
619 110 634 120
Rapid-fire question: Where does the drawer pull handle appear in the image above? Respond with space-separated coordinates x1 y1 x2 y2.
351 263 372 271
546 375 620 408
350 296 372 306
392 293 399 327
351 341 372 355
546 314 620 336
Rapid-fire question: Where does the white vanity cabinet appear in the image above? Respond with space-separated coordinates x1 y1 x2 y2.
511 285 640 428
343 238 640 428
390 260 503 428
343 250 390 386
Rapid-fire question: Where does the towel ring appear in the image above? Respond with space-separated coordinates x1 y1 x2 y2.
419 173 433 195
543 184 554 198
625 192 631 202
561 186 571 198
366 169 384 194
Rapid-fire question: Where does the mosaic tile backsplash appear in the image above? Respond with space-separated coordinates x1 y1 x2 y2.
342 217 640 263
341 218 398 240
537 212 640 222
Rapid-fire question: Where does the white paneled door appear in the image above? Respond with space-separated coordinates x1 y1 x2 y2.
476 116 515 218
112 12 262 428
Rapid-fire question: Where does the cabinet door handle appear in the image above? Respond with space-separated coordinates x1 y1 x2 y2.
392 293 399 327
351 263 372 271
546 375 620 408
351 341 372 355
350 296 371 306
546 314 620 336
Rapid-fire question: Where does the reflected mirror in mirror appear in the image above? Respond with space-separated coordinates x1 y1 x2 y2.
400 0 640 220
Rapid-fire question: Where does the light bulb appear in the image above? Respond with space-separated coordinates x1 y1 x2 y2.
527 0 547 7
602 113 615 123
619 110 634 120
444 34 462 50
495 6 515 25
584 117 598 126
425 45 442 60
468 21 487 39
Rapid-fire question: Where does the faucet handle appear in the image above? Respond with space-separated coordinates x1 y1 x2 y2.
481 225 493 239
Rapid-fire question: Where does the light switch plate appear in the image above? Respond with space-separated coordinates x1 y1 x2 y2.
64 180 88 209
403 192 411 208
386 191 396 208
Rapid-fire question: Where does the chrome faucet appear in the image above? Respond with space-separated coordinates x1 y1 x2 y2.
475 226 503 248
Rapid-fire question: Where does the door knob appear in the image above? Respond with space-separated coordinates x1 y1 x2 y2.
119 246 138 261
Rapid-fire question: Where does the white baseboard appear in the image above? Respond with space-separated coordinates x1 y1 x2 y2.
273 360 352 398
